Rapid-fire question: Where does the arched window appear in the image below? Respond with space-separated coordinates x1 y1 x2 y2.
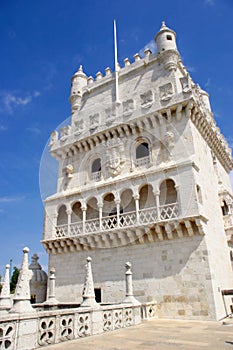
139 184 155 209
57 205 68 226
71 201 82 223
159 179 177 205
135 142 150 167
91 158 101 181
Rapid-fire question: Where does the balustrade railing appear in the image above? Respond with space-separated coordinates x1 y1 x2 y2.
90 171 101 181
56 224 68 238
55 203 179 238
135 156 150 167
139 207 158 224
159 203 179 220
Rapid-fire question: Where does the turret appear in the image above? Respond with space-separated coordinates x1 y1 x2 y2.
155 22 179 70
69 65 87 113
155 21 177 53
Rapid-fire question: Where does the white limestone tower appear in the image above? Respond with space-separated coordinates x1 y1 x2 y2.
43 22 233 320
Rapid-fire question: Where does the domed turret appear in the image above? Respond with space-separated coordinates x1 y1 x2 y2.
29 253 47 304
155 21 177 54
69 65 87 113
155 22 179 71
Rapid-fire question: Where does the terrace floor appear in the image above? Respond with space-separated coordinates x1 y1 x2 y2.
40 317 233 350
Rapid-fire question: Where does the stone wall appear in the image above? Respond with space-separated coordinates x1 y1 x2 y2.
49 235 224 320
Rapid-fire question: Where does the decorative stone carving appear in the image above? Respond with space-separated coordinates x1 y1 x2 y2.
49 131 58 146
114 310 122 329
140 90 154 109
38 317 56 346
60 125 71 142
78 314 90 337
0 264 12 311
74 119 84 135
164 131 175 150
159 83 173 101
89 113 100 132
0 322 16 349
123 99 135 117
105 105 116 126
10 247 35 314
103 311 112 331
59 315 74 341
180 76 191 93
123 308 133 327
106 138 125 177
65 164 74 179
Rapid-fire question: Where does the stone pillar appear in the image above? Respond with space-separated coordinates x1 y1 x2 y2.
66 208 72 236
81 257 99 308
52 213 58 238
116 200 121 227
82 206 87 233
44 267 58 305
0 264 12 311
134 194 140 223
123 262 140 305
10 247 35 313
98 203 103 229
155 191 160 220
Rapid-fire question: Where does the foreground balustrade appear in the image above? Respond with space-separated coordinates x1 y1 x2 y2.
55 203 179 238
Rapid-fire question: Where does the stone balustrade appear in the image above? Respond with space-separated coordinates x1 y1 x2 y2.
0 302 156 349
55 203 179 238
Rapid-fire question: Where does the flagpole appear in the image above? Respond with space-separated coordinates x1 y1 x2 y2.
114 20 119 103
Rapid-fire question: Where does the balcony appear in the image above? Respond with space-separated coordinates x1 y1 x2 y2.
135 156 150 168
90 171 101 181
55 203 179 238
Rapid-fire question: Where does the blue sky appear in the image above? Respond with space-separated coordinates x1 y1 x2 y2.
0 0 232 275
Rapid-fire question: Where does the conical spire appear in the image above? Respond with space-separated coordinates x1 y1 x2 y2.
0 264 12 311
10 247 34 313
80 257 99 308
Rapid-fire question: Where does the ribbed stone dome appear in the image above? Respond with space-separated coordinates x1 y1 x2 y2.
29 253 47 303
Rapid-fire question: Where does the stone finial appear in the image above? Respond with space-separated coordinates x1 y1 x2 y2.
0 264 12 311
81 257 99 308
10 247 34 313
44 267 58 305
161 21 166 28
123 262 140 305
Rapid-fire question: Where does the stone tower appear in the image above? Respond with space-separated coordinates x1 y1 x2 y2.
42 22 233 320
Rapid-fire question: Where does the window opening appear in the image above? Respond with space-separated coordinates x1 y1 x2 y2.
94 288 101 303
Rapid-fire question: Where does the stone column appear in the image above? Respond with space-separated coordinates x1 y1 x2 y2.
116 200 121 227
66 208 72 236
0 264 12 311
81 257 99 308
10 247 35 313
52 213 58 238
44 267 58 305
98 203 103 229
82 206 87 233
154 191 160 220
134 194 140 223
123 262 140 305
